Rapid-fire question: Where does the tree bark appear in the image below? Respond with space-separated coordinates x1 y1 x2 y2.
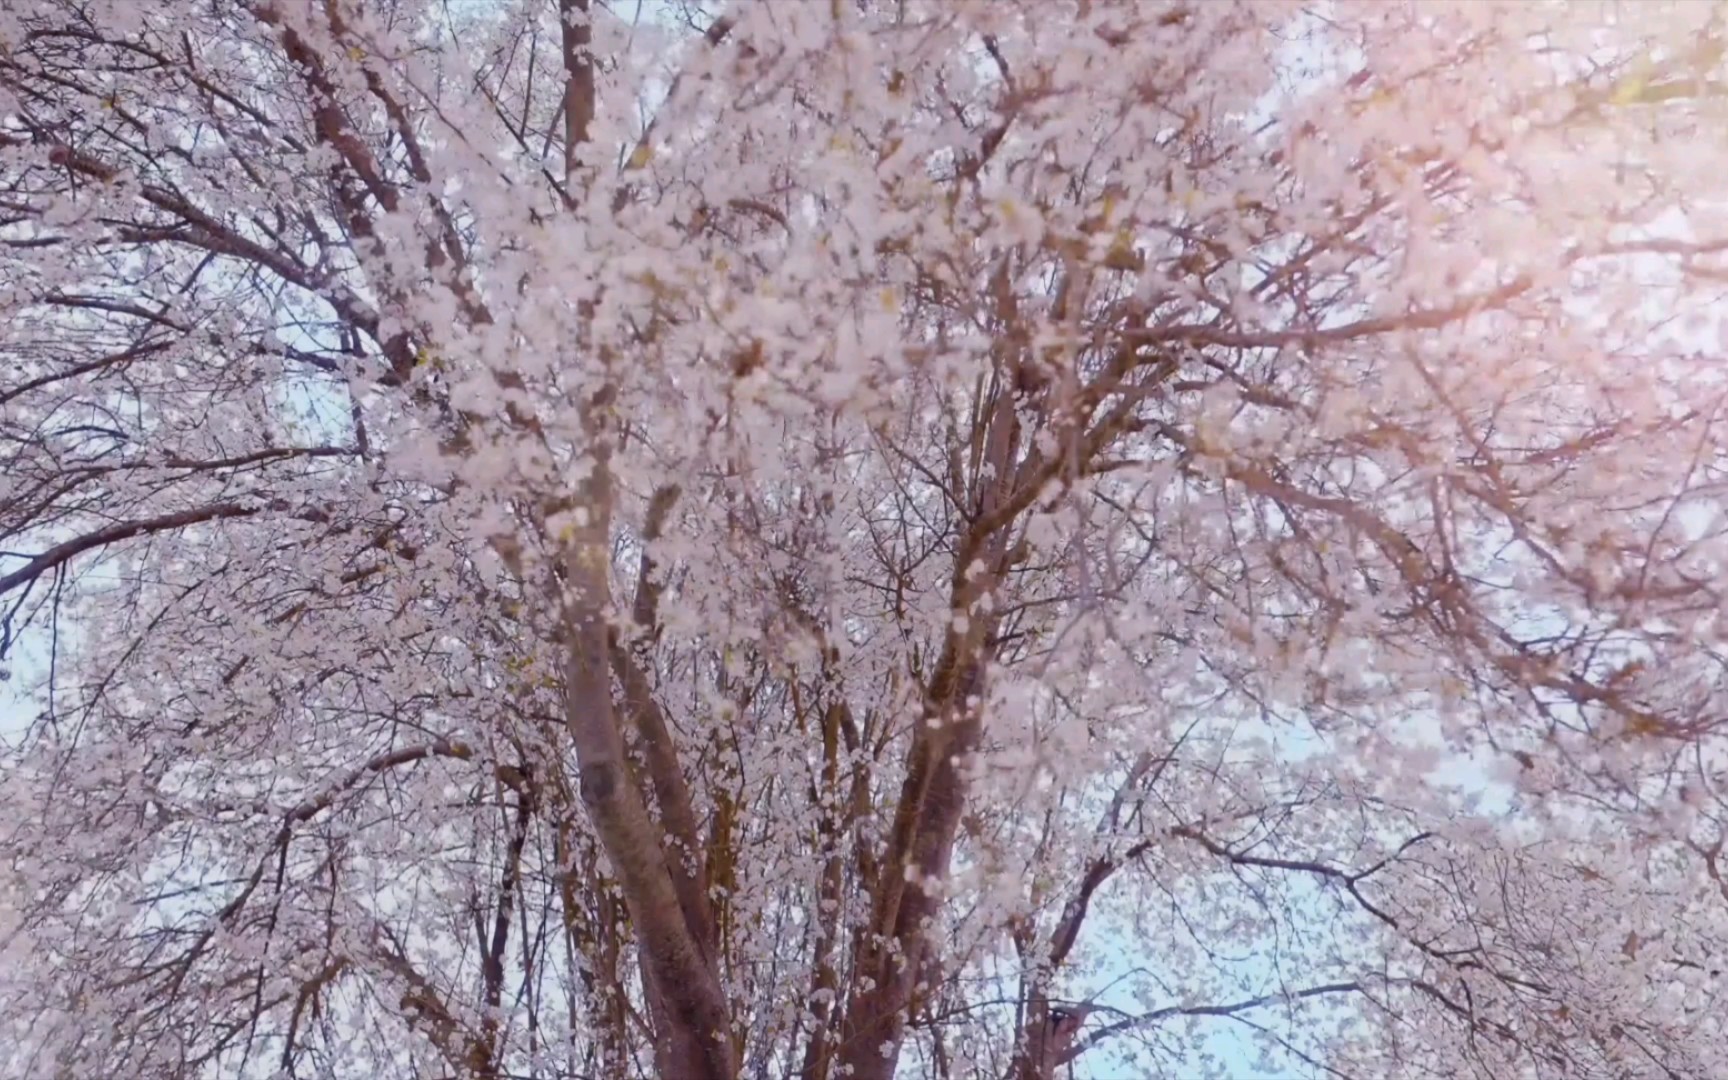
836 381 1025 1080
554 407 732 1079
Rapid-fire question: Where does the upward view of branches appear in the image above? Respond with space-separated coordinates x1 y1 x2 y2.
4 1 1728 1078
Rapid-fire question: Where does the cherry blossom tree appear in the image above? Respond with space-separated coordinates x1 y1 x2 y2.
5 1 1728 1077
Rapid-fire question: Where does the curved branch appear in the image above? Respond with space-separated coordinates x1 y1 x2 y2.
0 502 259 597
1065 980 1376 1064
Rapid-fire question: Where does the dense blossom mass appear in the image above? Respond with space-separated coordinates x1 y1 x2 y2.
5 1 1728 1077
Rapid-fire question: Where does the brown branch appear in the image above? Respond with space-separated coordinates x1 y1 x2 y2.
1122 275 1533 353
798 700 853 1080
475 782 536 1079
1064 981 1377 1065
554 432 732 1079
36 137 396 367
559 0 596 182
607 482 718 969
0 502 259 597
838 399 1023 1079
608 639 718 959
252 2 399 216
